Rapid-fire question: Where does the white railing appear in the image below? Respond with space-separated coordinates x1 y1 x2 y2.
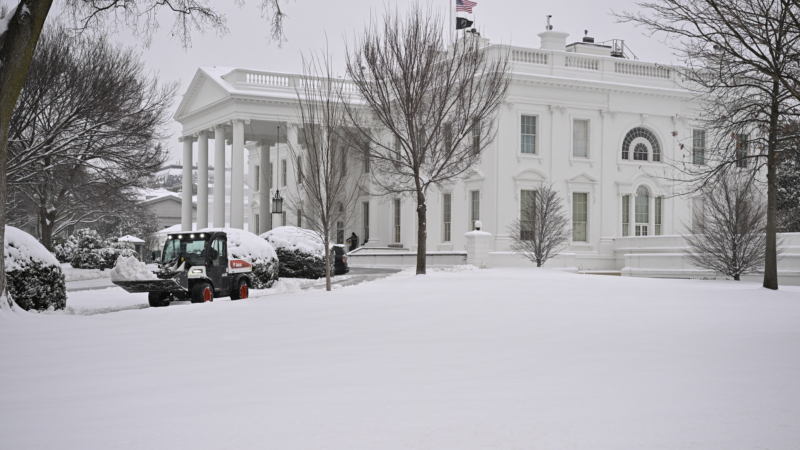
614 62 671 79
565 55 600 71
511 49 548 65
231 47 677 95
245 72 291 86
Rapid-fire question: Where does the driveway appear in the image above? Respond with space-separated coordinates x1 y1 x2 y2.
66 266 403 292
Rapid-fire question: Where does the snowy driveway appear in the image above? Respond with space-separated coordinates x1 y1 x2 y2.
2 268 799 449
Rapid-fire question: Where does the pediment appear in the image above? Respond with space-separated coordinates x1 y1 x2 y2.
174 69 232 120
566 172 599 184
513 168 547 182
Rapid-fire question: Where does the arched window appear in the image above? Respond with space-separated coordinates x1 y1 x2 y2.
622 127 661 162
635 185 650 236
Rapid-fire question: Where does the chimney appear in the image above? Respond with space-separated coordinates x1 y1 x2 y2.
537 16 569 51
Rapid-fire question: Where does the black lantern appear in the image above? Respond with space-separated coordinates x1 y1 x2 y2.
271 189 283 214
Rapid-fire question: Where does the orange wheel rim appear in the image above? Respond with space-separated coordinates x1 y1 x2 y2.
240 285 248 299
204 287 212 302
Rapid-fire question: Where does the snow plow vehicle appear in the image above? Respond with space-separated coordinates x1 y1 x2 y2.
112 231 255 307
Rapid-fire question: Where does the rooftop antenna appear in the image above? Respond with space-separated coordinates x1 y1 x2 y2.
546 15 553 30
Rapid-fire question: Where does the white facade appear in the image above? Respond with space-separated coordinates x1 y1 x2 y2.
174 29 706 271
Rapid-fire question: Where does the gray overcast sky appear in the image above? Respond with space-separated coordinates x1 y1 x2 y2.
53 0 677 164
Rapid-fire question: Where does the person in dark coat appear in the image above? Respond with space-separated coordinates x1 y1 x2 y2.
348 232 359 251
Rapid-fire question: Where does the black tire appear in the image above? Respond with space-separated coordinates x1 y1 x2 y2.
230 278 249 300
148 291 170 308
191 281 213 303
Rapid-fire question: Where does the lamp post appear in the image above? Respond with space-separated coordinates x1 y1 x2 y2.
271 124 283 226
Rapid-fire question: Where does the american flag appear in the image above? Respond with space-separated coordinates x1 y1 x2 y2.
456 0 477 14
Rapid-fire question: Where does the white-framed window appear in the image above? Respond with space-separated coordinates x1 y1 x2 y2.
362 138 370 173
393 135 401 161
573 119 589 158
469 190 480 230
443 193 452 242
622 195 631 237
297 210 302 228
520 189 536 240
621 127 661 162
255 165 260 192
297 156 303 184
282 211 287 227
269 162 274 188
520 115 537 154
394 199 401 243
735 133 748 168
572 192 588 242
363 202 370 243
471 121 481 155
254 214 260 235
635 185 650 236
655 197 663 235
693 129 705 165
281 159 287 187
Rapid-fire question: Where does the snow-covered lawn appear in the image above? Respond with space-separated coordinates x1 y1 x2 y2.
1 268 799 449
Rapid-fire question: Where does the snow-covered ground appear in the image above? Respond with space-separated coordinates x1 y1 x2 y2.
1 268 799 449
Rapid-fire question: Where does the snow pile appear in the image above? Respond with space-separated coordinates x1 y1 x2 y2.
110 256 157 282
199 228 279 289
4 226 66 311
261 226 332 279
261 226 325 255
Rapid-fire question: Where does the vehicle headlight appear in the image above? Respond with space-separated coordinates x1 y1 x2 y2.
191 269 203 274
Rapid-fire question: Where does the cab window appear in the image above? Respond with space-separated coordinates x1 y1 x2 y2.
210 238 226 266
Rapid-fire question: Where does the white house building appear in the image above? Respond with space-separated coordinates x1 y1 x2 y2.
172 26 800 281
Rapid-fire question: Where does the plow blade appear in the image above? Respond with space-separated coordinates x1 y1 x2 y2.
112 279 184 294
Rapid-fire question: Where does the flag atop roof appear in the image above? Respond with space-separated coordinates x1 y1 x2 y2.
456 0 477 14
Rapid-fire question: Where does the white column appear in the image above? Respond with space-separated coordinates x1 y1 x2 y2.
197 131 209 230
259 139 271 234
213 124 226 228
181 136 195 231
231 119 246 230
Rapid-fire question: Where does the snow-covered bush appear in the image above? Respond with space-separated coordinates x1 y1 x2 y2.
5 226 67 311
200 228 279 289
67 229 136 269
52 235 75 263
261 226 332 279
100 240 137 267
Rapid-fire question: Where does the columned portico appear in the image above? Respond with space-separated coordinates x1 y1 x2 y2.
258 139 271 235
180 136 195 231
196 131 209 229
213 124 227 228
231 119 246 229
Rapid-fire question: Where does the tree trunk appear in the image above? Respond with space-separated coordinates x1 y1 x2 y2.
763 80 780 290
0 0 54 304
734 274 740 281
324 233 331 291
416 193 427 275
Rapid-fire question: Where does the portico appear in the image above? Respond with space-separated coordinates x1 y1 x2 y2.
173 67 309 234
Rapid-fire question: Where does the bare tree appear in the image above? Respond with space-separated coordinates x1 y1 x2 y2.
344 5 511 275
506 184 570 267
616 0 800 289
5 24 173 250
684 172 771 280
0 0 292 308
286 51 363 291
